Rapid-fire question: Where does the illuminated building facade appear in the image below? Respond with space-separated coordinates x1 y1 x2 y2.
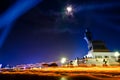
84 28 120 66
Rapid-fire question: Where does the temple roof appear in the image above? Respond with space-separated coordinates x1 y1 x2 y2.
92 40 110 52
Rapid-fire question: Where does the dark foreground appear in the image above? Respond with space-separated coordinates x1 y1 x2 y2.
0 73 120 80
0 67 120 80
0 74 100 80
0 72 120 80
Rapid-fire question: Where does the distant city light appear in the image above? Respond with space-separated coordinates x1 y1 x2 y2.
61 58 67 64
114 51 120 57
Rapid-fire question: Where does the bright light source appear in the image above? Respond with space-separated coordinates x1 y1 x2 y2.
61 58 67 64
114 51 120 57
66 6 72 13
60 77 67 80
65 5 74 16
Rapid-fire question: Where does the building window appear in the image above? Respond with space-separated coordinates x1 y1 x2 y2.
95 56 102 58
98 56 102 58
104 56 109 58
95 56 97 58
111 56 115 58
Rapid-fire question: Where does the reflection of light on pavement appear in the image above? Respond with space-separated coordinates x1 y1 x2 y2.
60 77 67 80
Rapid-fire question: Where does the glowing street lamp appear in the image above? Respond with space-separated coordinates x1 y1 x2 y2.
61 57 67 64
114 51 120 57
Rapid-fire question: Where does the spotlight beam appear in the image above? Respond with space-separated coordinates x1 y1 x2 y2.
0 0 42 47
0 0 42 28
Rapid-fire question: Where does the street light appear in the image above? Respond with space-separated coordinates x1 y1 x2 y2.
61 57 67 64
114 51 120 57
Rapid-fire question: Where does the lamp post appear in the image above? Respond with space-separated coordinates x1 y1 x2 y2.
61 57 67 67
61 57 67 64
114 51 120 57
114 51 120 61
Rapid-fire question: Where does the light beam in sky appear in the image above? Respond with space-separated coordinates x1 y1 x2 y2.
0 0 42 47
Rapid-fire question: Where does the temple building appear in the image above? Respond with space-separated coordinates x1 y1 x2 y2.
84 28 120 66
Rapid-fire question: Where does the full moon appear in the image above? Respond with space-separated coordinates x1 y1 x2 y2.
66 6 72 13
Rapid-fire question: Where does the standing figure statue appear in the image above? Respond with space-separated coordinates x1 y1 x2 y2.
84 28 93 57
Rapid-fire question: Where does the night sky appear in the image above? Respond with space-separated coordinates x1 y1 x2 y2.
0 0 120 65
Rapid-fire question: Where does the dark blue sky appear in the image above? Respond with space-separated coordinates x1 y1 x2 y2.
0 0 120 65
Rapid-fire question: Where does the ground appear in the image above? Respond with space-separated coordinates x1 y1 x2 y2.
0 67 120 80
